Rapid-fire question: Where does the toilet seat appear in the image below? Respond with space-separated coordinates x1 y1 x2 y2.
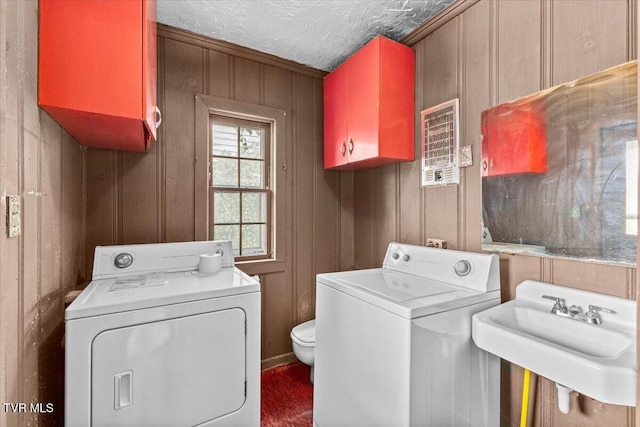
291 319 315 346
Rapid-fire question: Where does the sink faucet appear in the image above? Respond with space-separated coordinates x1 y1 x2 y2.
542 296 615 324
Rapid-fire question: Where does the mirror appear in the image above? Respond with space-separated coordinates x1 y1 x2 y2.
482 61 637 264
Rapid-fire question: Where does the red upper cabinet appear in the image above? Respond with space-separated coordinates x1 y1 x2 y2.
38 0 160 152
481 106 547 177
324 36 415 170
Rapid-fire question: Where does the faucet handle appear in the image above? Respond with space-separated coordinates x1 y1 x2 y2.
587 305 615 315
542 295 566 313
542 295 563 303
585 305 615 324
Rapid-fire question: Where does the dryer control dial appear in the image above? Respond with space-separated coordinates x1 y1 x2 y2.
392 252 400 260
114 252 134 269
454 260 471 277
402 254 411 262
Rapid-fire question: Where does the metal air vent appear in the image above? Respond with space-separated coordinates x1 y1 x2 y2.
421 99 460 186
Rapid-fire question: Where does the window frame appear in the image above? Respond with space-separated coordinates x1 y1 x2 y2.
195 94 286 274
209 115 272 260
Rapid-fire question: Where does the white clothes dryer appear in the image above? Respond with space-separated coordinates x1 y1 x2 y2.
314 242 501 427
65 241 260 427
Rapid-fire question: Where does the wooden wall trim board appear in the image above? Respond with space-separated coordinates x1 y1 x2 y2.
157 24 327 80
261 352 298 371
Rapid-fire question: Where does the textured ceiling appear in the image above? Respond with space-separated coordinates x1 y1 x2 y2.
157 0 455 71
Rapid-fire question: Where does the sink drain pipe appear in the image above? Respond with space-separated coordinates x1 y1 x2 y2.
556 383 573 414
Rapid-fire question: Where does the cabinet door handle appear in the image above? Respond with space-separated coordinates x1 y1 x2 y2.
154 106 162 129
340 141 347 157
347 139 354 154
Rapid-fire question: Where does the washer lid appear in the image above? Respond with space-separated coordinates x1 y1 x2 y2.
291 319 315 344
337 270 455 302
318 268 500 319
65 267 259 320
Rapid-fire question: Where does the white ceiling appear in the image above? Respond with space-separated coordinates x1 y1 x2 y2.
157 0 455 71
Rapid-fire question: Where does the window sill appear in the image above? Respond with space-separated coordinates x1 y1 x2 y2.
235 258 285 275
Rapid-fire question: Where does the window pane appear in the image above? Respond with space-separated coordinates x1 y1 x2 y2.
242 192 266 223
239 127 263 159
214 225 240 255
214 192 240 224
240 159 263 188
213 157 238 187
242 224 266 256
212 124 238 157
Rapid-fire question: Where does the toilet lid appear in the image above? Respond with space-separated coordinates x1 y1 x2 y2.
291 319 315 344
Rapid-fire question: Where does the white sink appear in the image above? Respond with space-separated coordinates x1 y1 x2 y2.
472 280 636 407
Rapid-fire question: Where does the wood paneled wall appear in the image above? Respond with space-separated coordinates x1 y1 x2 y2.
0 0 86 425
84 25 341 367
349 0 637 425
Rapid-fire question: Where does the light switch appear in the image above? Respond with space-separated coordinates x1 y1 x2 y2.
459 145 473 167
6 196 20 238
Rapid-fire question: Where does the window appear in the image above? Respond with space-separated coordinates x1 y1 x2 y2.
195 94 286 272
210 116 271 258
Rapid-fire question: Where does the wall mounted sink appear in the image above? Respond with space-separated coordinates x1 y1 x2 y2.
472 280 636 407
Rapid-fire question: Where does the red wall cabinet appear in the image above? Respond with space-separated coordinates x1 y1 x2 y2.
481 106 547 177
323 36 415 170
39 0 160 152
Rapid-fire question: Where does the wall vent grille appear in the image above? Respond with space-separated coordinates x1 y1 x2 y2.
421 98 460 186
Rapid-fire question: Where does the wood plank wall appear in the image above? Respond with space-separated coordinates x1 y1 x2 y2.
348 0 637 425
84 25 341 368
0 0 87 425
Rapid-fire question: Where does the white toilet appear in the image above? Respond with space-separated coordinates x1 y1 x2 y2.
290 319 316 383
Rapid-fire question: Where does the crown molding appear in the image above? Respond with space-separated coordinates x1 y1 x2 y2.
402 0 481 47
157 24 328 80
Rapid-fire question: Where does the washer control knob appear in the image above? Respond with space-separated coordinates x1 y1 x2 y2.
454 260 471 276
114 252 133 269
402 254 411 262
392 252 400 260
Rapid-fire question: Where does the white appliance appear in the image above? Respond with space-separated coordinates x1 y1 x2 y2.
314 242 501 427
65 241 260 427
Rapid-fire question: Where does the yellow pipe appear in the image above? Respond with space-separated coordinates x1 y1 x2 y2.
520 369 531 427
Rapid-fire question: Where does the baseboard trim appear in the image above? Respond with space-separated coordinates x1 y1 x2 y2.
261 353 298 371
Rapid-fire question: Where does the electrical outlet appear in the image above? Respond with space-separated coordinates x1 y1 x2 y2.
6 195 20 238
427 238 447 249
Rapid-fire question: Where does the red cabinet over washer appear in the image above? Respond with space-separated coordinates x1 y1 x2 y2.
323 36 415 170
39 0 159 152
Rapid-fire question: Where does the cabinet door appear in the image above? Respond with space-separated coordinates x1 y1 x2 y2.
142 0 158 145
346 39 381 164
324 65 349 168
39 0 155 152
39 0 142 119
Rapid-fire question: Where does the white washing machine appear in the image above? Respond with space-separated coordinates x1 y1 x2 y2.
314 242 501 427
65 241 260 427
